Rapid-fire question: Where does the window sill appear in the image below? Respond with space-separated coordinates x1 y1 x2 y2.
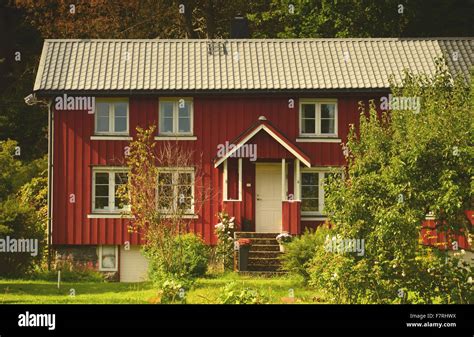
160 214 199 219
155 136 197 141
87 213 134 219
99 268 118 272
296 137 341 143
91 136 132 141
223 199 242 202
301 215 328 221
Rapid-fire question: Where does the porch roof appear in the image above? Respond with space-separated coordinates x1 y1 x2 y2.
214 116 311 168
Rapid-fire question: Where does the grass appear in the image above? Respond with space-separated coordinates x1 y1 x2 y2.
0 273 326 304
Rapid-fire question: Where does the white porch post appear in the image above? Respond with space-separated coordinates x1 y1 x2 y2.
223 159 228 201
238 158 242 201
281 158 286 201
294 158 300 200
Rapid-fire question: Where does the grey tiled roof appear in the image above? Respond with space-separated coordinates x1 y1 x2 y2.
33 38 473 93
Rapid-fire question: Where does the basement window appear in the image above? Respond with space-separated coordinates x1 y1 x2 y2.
92 168 129 213
299 100 338 137
158 98 193 136
99 245 118 272
94 98 129 135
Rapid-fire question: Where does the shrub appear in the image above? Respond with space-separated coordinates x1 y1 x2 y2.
219 281 268 304
0 199 45 278
280 227 331 281
145 233 210 287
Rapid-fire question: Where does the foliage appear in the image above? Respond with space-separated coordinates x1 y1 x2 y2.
155 279 187 304
248 0 473 38
144 233 209 288
0 199 45 277
280 227 331 282
215 211 235 271
29 257 104 283
310 61 473 303
219 281 269 304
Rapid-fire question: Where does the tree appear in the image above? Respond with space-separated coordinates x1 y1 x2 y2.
312 61 473 303
248 0 473 38
118 126 213 287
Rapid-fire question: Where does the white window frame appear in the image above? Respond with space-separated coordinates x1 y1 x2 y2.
157 167 195 214
300 168 342 216
98 245 118 272
92 167 130 213
299 99 338 137
94 98 129 135
158 98 194 136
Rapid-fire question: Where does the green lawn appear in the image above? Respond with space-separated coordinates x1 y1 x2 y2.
0 273 326 304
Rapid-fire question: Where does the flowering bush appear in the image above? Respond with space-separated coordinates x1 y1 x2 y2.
215 211 235 271
276 232 292 244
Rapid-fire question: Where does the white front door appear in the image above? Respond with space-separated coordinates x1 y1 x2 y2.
255 164 282 232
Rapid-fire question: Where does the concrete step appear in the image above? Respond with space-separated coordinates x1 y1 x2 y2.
247 264 283 272
246 237 279 245
235 232 279 239
238 271 286 277
248 257 281 266
248 251 282 259
249 244 280 252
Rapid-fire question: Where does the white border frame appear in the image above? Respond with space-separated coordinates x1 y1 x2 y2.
299 99 338 138
299 167 342 216
94 98 129 136
157 167 195 214
158 98 194 136
98 245 118 272
92 167 130 214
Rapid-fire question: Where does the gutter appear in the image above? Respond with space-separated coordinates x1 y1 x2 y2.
46 99 54 270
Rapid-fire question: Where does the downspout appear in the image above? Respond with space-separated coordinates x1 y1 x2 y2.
47 99 54 270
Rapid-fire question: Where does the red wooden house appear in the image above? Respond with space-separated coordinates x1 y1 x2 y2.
32 38 473 281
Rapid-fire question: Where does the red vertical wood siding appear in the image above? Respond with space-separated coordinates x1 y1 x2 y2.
282 201 301 235
53 94 372 245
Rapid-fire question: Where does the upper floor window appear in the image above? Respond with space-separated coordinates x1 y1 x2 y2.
159 98 193 136
92 168 129 213
299 100 337 137
301 169 341 215
157 168 194 214
95 99 129 135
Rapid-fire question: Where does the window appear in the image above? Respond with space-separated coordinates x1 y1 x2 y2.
95 99 129 134
299 100 337 137
92 169 129 213
157 169 194 213
159 99 193 135
99 246 118 271
301 170 341 215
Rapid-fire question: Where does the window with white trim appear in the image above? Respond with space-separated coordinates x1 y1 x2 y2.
301 170 341 215
157 168 194 213
159 99 193 135
299 100 337 137
95 99 129 134
99 245 118 271
92 168 129 213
